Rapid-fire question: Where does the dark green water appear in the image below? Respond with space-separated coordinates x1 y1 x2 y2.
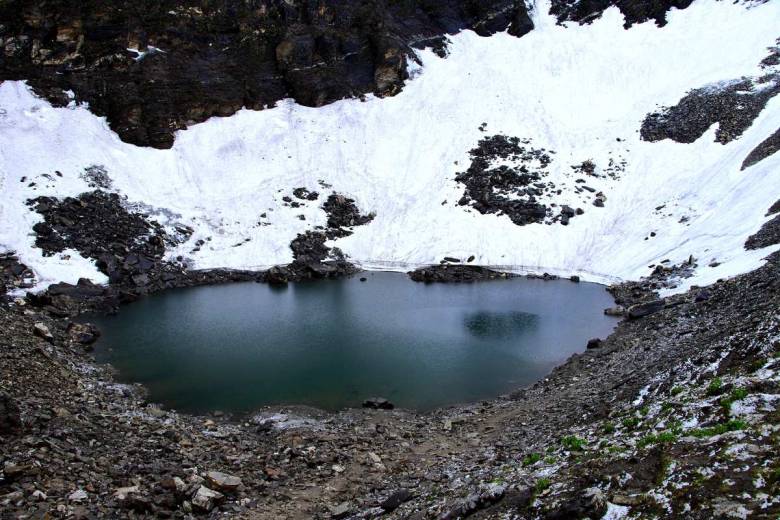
89 272 618 413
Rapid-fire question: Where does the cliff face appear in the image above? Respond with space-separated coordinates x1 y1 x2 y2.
0 0 533 148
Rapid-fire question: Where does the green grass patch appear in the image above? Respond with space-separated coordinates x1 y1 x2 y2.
670 386 684 396
534 478 551 494
603 422 615 434
639 405 650 417
561 435 586 451
637 431 677 448
690 419 747 438
720 387 749 412
622 417 640 429
705 377 724 396
522 452 542 467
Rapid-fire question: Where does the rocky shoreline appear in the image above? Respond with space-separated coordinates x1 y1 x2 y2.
2 242 779 518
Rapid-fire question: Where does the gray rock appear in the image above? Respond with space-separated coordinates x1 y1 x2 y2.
33 322 53 342
191 485 224 512
205 471 242 492
628 300 665 319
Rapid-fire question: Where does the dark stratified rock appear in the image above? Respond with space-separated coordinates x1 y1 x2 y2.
0 392 22 435
0 0 533 149
362 397 394 410
550 0 693 27
745 200 780 251
742 127 780 170
627 300 665 319
408 265 512 283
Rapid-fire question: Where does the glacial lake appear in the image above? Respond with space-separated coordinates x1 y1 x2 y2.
89 272 619 413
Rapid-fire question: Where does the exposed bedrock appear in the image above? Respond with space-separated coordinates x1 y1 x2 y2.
408 264 515 283
640 77 780 145
742 126 780 170
24 186 376 307
0 0 533 148
549 0 694 27
745 198 780 251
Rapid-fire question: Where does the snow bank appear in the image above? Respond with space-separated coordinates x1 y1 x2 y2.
1 0 779 292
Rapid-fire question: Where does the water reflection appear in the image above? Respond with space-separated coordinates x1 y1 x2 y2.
463 311 539 339
88 273 618 412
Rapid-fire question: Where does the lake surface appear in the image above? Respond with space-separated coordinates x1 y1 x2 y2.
89 272 618 413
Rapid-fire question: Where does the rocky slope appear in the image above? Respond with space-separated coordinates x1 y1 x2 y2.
1 248 778 518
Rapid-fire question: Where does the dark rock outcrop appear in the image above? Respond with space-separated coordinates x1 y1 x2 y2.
455 135 557 226
641 78 780 145
742 127 780 170
0 0 532 148
322 193 375 238
0 252 34 299
408 264 513 283
549 0 694 27
745 200 780 251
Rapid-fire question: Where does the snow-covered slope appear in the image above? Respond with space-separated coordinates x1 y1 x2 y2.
1 0 779 292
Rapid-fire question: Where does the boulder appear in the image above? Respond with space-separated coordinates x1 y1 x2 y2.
362 397 394 410
191 485 223 512
66 322 100 345
205 471 242 492
604 306 626 317
380 489 413 511
586 338 602 349
628 300 665 319
33 322 54 342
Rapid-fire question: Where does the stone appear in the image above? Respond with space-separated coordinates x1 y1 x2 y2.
570 275 580 282
604 306 626 317
362 397 394 410
3 461 28 479
33 322 54 342
627 300 665 319
113 486 140 500
381 489 413 511
329 501 352 519
191 485 224 512
586 338 602 349
205 471 242 492
66 322 100 345
544 487 607 520
160 476 187 493
68 489 88 502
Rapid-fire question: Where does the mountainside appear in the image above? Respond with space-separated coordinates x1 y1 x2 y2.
0 0 534 148
1 0 779 297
